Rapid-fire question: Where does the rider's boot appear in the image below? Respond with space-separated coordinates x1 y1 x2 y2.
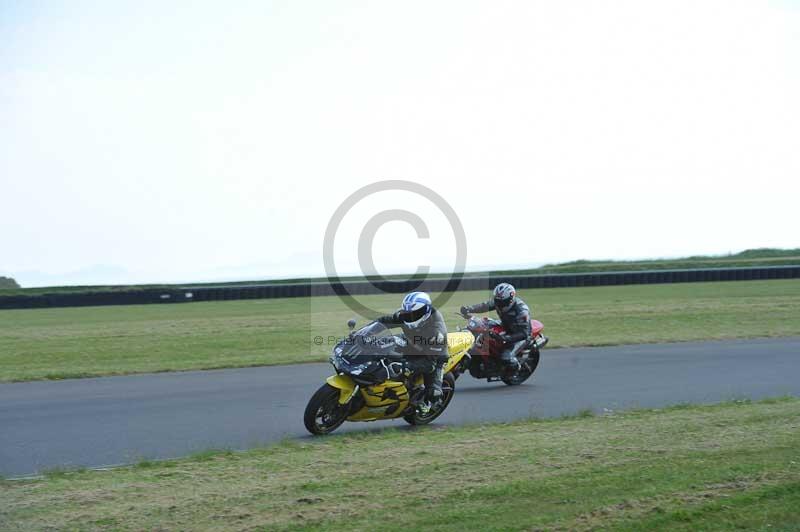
501 343 522 373
424 366 444 402
408 372 426 406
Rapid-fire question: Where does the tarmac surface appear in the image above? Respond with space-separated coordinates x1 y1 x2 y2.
2 337 798 478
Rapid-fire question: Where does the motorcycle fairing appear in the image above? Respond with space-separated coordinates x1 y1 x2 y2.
348 380 411 421
444 331 472 373
326 374 359 404
324 327 472 423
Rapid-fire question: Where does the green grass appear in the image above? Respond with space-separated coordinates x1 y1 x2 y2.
1 279 799 382
1 397 798 531
2 247 798 296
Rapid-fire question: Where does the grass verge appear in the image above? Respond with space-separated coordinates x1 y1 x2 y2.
1 397 798 530
1 279 799 382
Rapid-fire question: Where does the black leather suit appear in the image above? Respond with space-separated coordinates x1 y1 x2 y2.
463 297 532 366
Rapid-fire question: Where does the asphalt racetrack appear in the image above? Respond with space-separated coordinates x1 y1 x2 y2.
2 337 799 478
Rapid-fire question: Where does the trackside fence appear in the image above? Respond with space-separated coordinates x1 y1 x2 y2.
1 265 798 310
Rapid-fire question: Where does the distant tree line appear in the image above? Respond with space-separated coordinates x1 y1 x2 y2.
0 276 20 289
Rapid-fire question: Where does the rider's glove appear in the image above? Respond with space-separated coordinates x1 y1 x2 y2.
460 306 471 317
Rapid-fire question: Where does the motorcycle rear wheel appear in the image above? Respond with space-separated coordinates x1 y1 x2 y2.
304 383 350 435
403 373 456 425
501 350 541 386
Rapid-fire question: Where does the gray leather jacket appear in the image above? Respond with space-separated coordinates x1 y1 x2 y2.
376 307 448 361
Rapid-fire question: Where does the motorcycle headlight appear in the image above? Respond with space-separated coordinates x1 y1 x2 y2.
330 346 344 369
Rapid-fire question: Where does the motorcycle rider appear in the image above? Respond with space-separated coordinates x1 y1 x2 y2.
460 283 532 371
376 291 447 402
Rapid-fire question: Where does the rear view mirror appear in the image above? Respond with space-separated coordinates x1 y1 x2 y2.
347 319 357 330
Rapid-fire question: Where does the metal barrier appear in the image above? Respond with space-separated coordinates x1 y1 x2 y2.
2 265 796 309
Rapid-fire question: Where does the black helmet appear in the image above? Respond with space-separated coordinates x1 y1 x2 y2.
493 283 516 311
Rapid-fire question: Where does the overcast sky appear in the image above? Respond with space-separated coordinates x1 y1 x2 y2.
2 1 799 287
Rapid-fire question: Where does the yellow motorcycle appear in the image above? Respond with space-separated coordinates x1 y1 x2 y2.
303 320 473 435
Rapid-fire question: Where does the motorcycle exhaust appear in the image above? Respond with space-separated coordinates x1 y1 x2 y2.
534 336 549 349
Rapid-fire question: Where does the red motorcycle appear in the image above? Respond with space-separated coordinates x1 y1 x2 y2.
453 313 548 386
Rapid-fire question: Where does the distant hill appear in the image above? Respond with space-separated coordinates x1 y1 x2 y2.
1 248 798 297
498 248 800 276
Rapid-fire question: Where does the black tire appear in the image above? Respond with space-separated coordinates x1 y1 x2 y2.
501 349 541 386
403 373 456 426
303 383 350 435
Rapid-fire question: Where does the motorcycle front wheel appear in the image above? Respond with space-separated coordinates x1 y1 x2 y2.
501 349 541 386
303 384 350 435
403 373 456 426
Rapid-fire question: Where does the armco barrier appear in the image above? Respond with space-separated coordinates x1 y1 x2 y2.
0 289 194 310
1 265 798 310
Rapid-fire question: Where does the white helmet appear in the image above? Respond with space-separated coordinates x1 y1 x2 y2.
493 283 516 311
399 291 432 329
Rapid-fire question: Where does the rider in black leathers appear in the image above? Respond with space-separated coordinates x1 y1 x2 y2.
376 292 447 401
460 283 531 370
